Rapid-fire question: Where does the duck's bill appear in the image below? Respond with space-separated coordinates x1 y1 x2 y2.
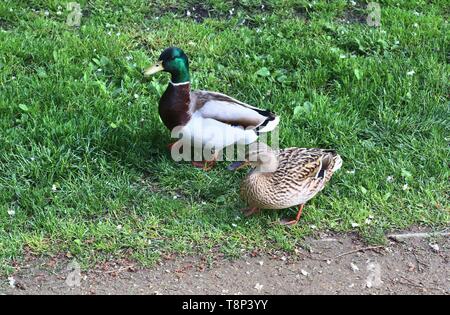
227 161 250 171
144 60 164 76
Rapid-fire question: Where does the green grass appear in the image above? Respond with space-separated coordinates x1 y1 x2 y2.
0 0 448 274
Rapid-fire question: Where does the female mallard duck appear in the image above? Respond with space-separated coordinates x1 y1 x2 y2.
229 142 342 225
144 47 280 170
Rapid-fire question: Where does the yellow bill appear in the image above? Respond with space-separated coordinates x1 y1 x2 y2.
144 60 164 76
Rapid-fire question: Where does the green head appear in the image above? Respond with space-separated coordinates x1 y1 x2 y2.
144 47 190 84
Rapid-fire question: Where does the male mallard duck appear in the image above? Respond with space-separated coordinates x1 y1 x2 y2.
228 142 342 225
144 47 280 170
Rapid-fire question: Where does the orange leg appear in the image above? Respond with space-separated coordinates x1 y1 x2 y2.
242 207 260 217
191 152 218 171
280 204 304 226
191 159 217 171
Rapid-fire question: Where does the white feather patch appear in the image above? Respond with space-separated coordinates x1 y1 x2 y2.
198 100 267 127
181 112 258 150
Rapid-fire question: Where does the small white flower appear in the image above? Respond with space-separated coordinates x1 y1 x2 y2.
406 70 415 76
52 184 57 192
231 223 237 228
57 11 62 15
134 93 139 99
7 209 15 216
9 8 13 12
97 68 102 72
125 55 133 61
402 183 409 190
44 10 49 16
339 54 347 59
386 176 394 182
413 23 419 28
413 11 420 16
365 218 372 225
346 169 355 174
116 225 123 230
172 195 178 200
116 32 121 36
351 222 360 228
310 225 317 230
186 10 191 17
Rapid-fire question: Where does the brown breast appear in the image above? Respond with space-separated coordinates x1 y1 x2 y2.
159 82 192 130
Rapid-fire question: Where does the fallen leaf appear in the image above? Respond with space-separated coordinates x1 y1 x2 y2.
254 283 264 291
350 262 359 272
429 243 439 252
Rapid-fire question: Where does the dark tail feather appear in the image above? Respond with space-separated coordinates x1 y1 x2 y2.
255 109 279 134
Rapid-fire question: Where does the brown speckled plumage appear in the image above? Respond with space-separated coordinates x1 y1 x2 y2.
240 147 342 210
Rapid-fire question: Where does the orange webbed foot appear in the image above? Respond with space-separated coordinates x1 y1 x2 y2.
280 204 304 226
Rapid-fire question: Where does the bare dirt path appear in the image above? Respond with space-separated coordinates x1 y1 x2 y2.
2 229 449 295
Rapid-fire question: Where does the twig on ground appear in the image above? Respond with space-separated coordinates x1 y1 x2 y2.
398 276 443 292
388 231 450 241
104 265 135 275
334 246 385 260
